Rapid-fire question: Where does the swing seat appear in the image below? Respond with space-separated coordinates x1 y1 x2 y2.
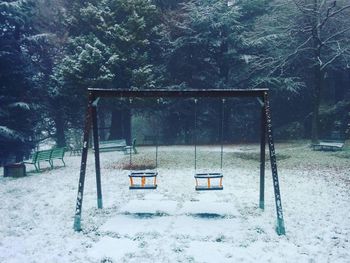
129 171 158 190
194 173 223 191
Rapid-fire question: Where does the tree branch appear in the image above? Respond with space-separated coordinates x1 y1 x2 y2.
292 0 320 15
322 26 350 45
318 3 350 30
321 47 349 71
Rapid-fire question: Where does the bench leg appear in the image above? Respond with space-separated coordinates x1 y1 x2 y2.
49 160 54 169
34 163 39 172
61 158 66 167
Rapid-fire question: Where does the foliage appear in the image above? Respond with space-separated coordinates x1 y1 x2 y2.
1 0 350 159
57 0 166 90
244 0 350 140
0 0 37 162
166 0 243 89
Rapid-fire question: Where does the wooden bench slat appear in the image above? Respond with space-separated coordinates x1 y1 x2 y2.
22 147 66 172
51 148 65 158
50 147 66 167
37 150 52 160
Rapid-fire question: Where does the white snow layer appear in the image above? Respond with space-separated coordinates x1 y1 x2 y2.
0 125 25 141
8 102 30 110
0 143 350 263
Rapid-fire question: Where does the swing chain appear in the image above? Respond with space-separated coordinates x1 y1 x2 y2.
129 98 133 166
194 98 198 171
220 98 225 170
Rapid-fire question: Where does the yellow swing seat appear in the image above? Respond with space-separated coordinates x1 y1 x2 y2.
129 171 158 190
194 173 223 191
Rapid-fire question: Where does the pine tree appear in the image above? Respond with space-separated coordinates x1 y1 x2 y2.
53 0 167 143
0 0 37 162
160 0 269 142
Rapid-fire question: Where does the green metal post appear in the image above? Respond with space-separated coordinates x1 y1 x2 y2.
264 91 286 235
259 97 266 210
92 99 103 209
73 92 93 231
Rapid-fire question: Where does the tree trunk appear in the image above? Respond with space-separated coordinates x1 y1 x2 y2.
99 110 106 141
54 110 66 147
311 64 324 143
311 0 321 143
109 108 131 144
219 28 229 87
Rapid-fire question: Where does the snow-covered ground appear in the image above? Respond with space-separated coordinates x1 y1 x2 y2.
1 142 349 262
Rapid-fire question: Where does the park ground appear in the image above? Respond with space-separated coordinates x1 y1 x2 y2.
0 141 349 262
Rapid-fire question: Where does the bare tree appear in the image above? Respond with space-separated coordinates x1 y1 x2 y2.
246 0 350 142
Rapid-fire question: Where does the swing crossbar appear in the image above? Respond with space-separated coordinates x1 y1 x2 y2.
195 172 223 191
129 171 157 190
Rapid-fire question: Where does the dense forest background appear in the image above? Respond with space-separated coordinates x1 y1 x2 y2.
1 0 350 162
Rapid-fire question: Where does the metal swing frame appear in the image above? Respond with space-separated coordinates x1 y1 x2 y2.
73 88 286 235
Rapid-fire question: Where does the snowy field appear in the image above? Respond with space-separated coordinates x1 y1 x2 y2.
1 142 349 263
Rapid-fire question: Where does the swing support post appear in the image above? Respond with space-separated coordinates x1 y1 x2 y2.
73 92 93 231
259 97 266 210
92 99 103 209
73 88 286 235
264 91 286 235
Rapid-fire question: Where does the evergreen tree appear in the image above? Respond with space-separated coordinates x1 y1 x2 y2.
0 0 37 162
53 0 167 143
161 0 269 142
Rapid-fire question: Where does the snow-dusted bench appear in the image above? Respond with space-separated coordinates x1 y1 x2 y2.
311 141 344 151
95 139 127 152
123 138 137 155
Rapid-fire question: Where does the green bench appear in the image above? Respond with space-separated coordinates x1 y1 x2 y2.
23 147 66 172
50 147 66 167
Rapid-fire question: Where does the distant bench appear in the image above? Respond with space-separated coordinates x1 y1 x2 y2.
95 139 127 152
311 141 345 151
23 147 66 172
123 138 138 155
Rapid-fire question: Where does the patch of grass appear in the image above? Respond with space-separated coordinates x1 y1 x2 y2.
121 163 156 170
332 148 350 159
233 152 291 161
108 159 156 170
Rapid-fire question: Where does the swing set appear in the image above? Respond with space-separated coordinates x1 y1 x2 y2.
127 98 226 191
73 88 286 235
